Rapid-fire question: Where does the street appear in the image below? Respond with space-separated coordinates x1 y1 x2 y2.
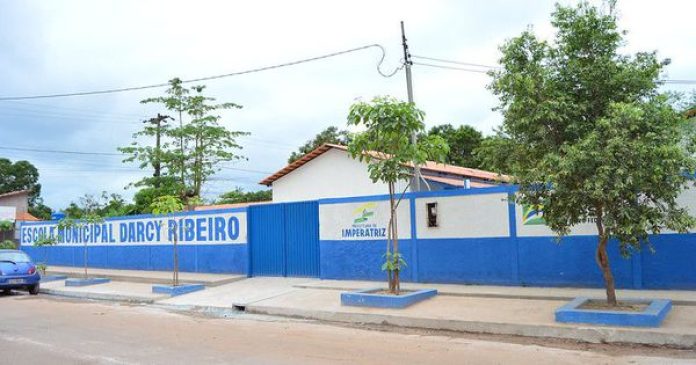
0 294 693 365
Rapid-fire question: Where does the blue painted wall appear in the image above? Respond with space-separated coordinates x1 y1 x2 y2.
22 244 248 274
317 187 696 289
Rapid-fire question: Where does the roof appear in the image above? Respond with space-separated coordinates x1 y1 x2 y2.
260 143 510 186
16 212 40 221
421 175 496 188
194 201 272 211
0 190 31 199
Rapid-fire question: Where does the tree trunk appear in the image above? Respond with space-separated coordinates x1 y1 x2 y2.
84 241 88 279
594 206 617 306
388 181 401 294
173 222 179 287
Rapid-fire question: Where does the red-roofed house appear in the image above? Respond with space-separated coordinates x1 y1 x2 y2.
260 144 510 202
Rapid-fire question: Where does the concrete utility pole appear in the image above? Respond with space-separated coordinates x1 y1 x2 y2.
145 113 172 188
401 21 422 192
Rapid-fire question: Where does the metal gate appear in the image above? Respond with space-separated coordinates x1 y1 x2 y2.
248 201 319 277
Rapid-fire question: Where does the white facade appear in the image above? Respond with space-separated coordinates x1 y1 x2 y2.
271 148 408 203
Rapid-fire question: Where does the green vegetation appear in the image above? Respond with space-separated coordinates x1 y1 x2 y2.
216 187 271 204
347 96 448 294
150 195 185 286
484 2 696 306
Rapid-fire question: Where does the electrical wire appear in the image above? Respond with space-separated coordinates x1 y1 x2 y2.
413 55 696 84
0 44 402 101
411 55 499 69
412 62 490 74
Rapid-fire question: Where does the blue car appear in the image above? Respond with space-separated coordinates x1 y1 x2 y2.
0 250 40 295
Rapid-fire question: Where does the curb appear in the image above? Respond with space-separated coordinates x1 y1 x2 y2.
292 284 696 307
244 304 696 350
40 288 162 304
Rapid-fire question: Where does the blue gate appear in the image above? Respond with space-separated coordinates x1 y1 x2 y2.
248 201 319 277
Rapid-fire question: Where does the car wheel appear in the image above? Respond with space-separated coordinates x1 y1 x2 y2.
2 289 10 295
28 284 40 295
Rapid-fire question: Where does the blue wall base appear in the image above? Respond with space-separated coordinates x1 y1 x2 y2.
555 297 672 327
341 288 437 308
65 277 111 287
152 283 204 297
41 275 67 282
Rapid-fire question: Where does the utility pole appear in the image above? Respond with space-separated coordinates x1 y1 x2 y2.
145 113 172 188
401 21 421 192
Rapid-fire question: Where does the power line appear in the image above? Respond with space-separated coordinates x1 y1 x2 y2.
413 55 696 84
0 146 121 156
411 55 499 69
0 44 402 101
412 62 490 74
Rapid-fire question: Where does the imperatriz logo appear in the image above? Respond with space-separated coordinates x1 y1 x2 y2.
341 202 387 238
522 204 546 225
353 203 375 224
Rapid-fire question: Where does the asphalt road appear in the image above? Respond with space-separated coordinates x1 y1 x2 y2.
0 293 693 365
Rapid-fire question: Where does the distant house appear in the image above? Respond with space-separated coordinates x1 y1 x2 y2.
260 144 510 203
0 190 39 222
0 190 39 242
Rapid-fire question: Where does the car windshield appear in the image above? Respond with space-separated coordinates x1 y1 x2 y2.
0 252 31 263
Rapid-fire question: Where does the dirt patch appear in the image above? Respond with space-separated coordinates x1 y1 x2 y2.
368 289 417 296
579 299 648 312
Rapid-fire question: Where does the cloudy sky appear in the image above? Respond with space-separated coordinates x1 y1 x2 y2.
0 0 694 210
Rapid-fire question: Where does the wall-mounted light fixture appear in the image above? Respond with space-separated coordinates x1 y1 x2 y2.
426 202 438 227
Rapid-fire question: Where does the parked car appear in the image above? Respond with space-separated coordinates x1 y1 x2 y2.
0 250 40 295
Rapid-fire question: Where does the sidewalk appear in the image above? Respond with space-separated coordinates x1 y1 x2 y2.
37 273 696 349
46 266 244 286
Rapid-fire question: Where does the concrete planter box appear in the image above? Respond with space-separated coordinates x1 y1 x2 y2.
341 288 437 308
555 297 672 327
152 284 205 297
40 274 68 282
65 277 111 287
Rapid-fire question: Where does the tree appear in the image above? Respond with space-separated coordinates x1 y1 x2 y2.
150 195 185 286
0 158 52 218
63 191 135 219
0 220 15 249
347 96 449 294
57 214 104 278
288 126 351 163
486 2 696 306
132 176 182 214
426 124 484 168
122 78 248 204
217 187 272 204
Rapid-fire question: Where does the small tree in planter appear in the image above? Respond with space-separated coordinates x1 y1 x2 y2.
58 214 105 279
150 195 185 286
347 96 448 294
33 234 58 275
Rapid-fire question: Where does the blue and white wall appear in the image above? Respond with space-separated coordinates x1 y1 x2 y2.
20 209 248 274
318 186 696 289
18 185 696 289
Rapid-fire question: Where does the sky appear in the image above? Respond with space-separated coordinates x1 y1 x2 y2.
0 0 694 210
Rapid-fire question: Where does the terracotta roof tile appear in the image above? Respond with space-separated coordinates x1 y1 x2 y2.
260 143 510 186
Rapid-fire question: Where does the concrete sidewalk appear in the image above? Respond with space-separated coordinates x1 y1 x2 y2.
36 274 696 349
295 280 696 306
46 266 244 286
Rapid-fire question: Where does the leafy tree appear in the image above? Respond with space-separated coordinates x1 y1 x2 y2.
426 124 484 168
288 126 351 163
486 2 696 305
63 191 135 219
347 96 449 294
122 78 248 204
216 187 272 204
132 176 182 214
150 195 184 286
0 159 40 204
